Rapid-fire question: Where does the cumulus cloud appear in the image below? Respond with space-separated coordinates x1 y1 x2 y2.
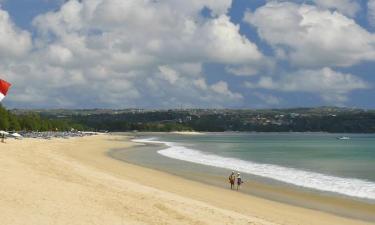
313 0 360 17
0 7 32 59
158 65 180 85
210 81 243 100
225 56 276 76
254 92 281 105
0 1 372 108
1 0 265 108
32 0 262 65
225 65 258 76
245 67 369 103
244 1 375 68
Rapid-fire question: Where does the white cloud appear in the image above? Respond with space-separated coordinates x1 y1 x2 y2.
245 67 368 103
0 1 371 108
175 63 202 77
1 0 262 108
254 92 281 105
0 7 32 59
225 65 258 76
199 15 263 64
210 81 243 100
194 78 208 90
46 45 73 65
163 0 232 17
32 0 84 38
244 1 375 68
158 65 180 85
313 0 360 17
32 1 263 65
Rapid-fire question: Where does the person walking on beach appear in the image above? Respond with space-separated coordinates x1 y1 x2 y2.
236 173 243 190
229 171 235 189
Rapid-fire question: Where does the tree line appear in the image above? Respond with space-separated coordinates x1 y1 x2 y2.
2 106 375 133
66 110 375 133
0 104 86 131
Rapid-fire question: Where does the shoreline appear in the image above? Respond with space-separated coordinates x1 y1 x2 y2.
130 135 374 201
135 131 375 134
170 131 204 135
132 136 374 202
110 136 375 222
0 134 373 224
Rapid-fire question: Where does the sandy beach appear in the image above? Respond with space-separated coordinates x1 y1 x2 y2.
0 134 373 225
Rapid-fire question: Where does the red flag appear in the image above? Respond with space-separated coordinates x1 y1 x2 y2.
0 79 11 101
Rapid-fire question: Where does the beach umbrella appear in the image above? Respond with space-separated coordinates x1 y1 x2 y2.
0 131 9 135
0 79 11 102
11 133 22 139
0 131 9 143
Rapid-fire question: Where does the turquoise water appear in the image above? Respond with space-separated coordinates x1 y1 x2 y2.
134 133 375 200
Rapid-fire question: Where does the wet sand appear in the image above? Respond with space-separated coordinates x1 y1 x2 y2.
109 139 375 222
0 134 373 225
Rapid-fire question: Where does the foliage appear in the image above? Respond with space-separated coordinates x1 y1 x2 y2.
0 104 87 131
65 109 375 133
3 106 375 133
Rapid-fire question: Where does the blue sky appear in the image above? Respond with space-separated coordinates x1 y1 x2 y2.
0 0 374 109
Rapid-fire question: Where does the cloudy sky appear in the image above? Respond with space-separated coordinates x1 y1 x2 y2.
0 0 374 109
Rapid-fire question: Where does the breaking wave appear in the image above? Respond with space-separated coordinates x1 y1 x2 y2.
133 138 375 200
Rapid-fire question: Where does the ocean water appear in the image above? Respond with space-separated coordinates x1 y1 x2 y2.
133 133 375 200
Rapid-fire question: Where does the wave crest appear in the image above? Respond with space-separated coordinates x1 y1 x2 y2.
133 138 375 200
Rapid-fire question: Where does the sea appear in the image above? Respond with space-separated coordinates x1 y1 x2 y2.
124 132 375 202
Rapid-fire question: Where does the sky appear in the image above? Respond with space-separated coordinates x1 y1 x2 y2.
0 0 374 109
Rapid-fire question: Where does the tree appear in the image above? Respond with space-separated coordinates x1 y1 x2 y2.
0 104 10 130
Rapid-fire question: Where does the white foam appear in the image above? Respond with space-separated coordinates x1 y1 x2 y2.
133 138 375 200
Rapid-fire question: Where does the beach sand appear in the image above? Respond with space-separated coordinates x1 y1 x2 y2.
0 134 372 225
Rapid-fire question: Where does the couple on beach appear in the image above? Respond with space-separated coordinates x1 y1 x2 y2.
229 171 243 190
